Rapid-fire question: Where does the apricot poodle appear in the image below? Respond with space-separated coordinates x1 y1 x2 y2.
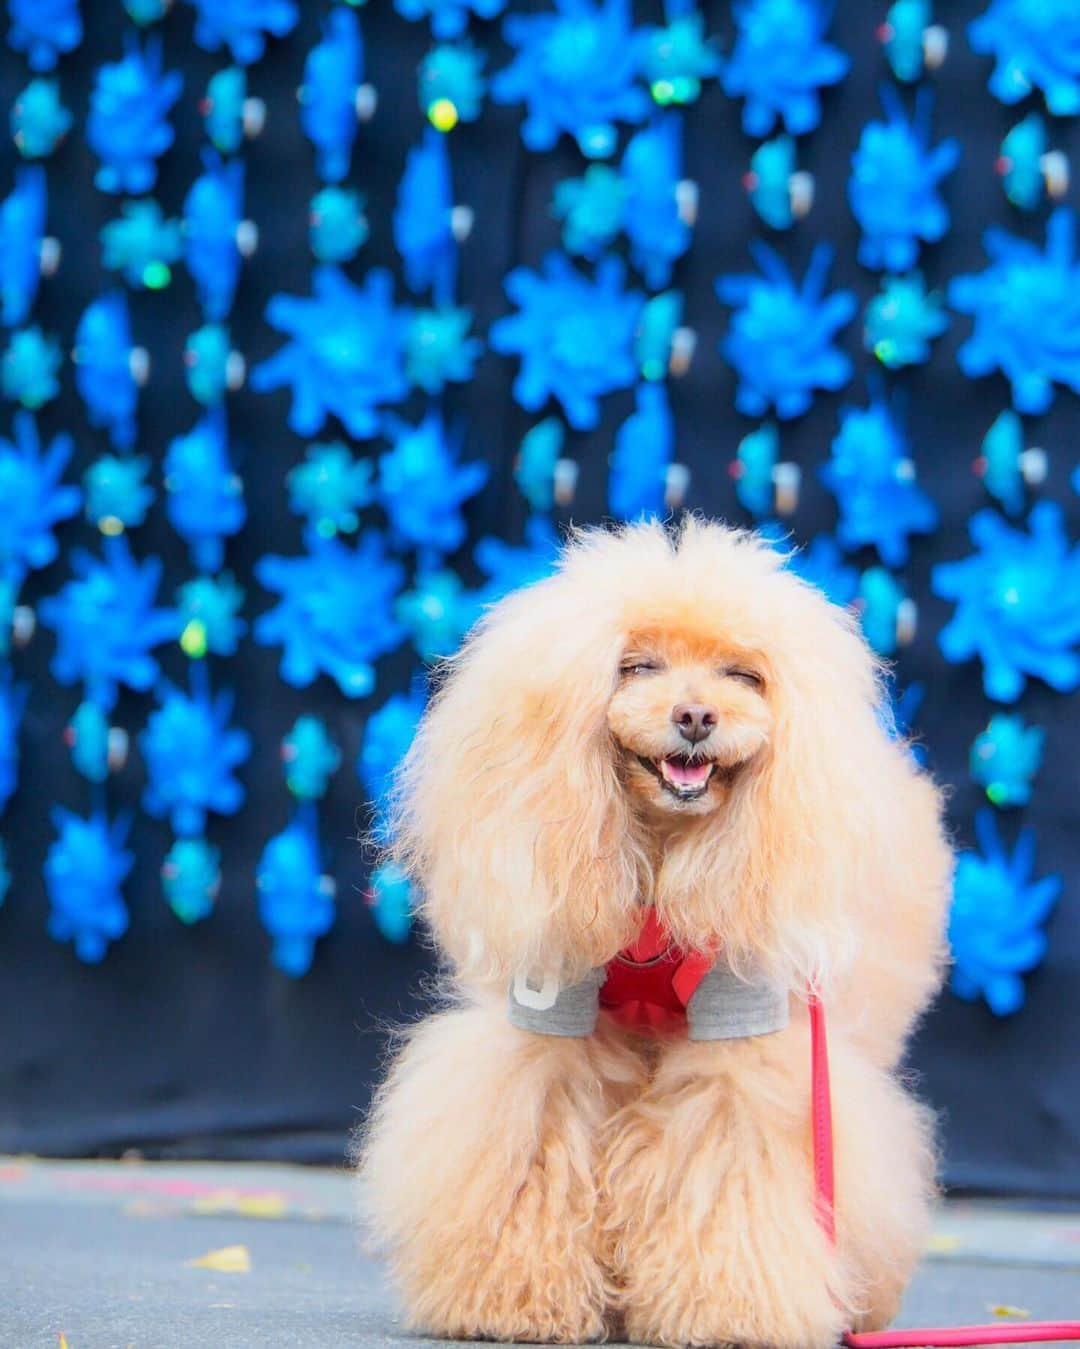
356 517 953 1348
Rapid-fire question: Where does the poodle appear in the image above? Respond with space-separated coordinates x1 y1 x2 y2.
356 517 953 1349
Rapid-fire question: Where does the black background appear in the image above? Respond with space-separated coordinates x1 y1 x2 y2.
0 1 1077 1196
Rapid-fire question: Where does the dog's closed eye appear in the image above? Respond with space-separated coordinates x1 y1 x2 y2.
620 659 663 676
725 667 765 690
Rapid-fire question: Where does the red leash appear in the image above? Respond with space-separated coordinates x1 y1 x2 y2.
807 995 1080 1349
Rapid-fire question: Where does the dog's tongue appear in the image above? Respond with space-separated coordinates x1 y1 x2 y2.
661 757 712 787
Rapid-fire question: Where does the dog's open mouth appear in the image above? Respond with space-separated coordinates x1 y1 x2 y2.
637 753 718 800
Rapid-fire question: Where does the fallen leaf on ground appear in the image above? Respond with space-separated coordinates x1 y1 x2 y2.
185 1244 252 1273
989 1305 1031 1319
191 1190 287 1219
926 1233 961 1253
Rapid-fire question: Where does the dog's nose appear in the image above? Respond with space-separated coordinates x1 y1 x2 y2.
671 703 718 744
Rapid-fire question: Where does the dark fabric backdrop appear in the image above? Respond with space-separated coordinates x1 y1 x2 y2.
0 0 1077 1197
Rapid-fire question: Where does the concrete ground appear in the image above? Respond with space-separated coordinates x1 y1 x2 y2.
2 1157 1078 1349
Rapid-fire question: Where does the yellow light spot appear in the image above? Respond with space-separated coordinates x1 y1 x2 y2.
99 515 124 537
428 98 459 132
990 1306 1031 1320
180 619 208 660
651 79 676 105
926 1232 961 1253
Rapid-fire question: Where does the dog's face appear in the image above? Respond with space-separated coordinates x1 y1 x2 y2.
607 628 772 818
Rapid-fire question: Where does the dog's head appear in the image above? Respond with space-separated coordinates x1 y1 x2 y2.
392 518 914 990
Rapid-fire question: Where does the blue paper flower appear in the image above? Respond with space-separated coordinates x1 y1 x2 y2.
609 383 673 521
125 0 169 23
183 152 247 322
857 566 911 655
367 860 415 944
83 454 153 534
717 243 855 419
141 679 250 836
45 808 133 964
407 306 481 393
723 0 849 137
977 409 1030 517
0 412 80 575
164 412 245 573
396 568 473 661
395 129 458 300
880 0 936 83
287 440 373 537
184 0 298 64
183 324 238 407
848 88 959 272
998 113 1051 210
395 0 505 39
87 36 182 195
821 394 937 566
301 6 363 183
733 423 779 519
40 536 179 708
933 503 1080 703
7 0 82 73
252 267 410 439
358 685 425 823
635 289 684 381
0 167 46 328
949 810 1061 1015
419 41 486 128
971 713 1044 808
2 325 61 409
491 252 643 430
202 67 252 155
310 186 368 264
969 0 1080 114
786 534 858 607
949 209 1080 415
282 715 341 801
864 272 948 369
378 411 488 559
514 418 565 512
74 291 141 451
641 10 720 106
745 135 809 231
621 116 691 289
256 813 335 977
0 668 27 813
256 530 405 697
177 573 246 659
161 837 221 925
553 165 627 260
493 0 649 159
64 700 114 785
473 513 561 605
100 199 182 290
11 79 73 158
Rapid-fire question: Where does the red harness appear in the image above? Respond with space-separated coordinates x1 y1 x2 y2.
605 912 1080 1347
599 907 714 1032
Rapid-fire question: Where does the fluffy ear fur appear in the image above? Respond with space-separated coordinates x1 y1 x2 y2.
390 562 649 991
654 521 944 992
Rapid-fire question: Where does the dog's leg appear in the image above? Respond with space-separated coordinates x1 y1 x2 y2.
600 1020 936 1349
600 1023 850 1349
356 999 644 1343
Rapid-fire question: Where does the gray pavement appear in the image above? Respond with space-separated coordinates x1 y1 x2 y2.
2 1158 1078 1349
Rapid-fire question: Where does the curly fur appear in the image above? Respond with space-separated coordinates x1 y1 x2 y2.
356 518 953 1347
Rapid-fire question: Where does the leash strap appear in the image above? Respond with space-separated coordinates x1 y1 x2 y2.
806 995 1080 1349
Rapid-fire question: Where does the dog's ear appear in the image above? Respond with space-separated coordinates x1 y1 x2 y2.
661 573 941 993
389 570 645 991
